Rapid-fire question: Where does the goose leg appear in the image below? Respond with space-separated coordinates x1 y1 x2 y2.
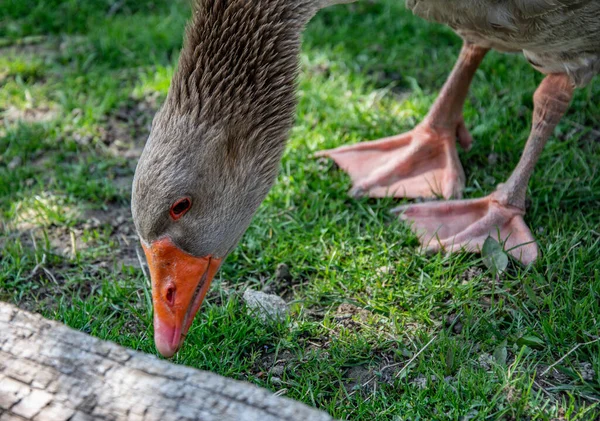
393 74 574 265
316 43 489 199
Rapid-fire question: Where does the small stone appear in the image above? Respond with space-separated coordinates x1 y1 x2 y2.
478 353 494 371
243 289 288 322
376 266 394 276
275 263 291 282
410 375 427 389
487 153 499 166
580 362 595 382
271 376 283 385
269 365 284 377
445 313 459 327
453 322 463 334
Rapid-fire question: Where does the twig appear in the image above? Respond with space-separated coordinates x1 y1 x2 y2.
27 252 58 285
532 379 555 401
541 337 600 377
564 118 600 138
578 394 600 403
371 378 377 401
307 341 324 349
347 335 437 398
273 389 288 397
30 231 38 253
378 360 405 373
42 267 59 285
394 335 436 378
318 323 349 344
28 253 47 279
70 230 77 259
107 0 125 17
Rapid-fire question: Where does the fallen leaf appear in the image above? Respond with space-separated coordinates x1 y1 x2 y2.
516 334 545 350
482 236 508 277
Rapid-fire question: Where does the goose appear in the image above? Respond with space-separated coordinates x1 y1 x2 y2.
131 0 600 357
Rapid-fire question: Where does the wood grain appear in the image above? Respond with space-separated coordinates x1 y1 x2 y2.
0 302 333 421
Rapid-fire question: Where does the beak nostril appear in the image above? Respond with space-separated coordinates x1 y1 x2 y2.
166 287 175 306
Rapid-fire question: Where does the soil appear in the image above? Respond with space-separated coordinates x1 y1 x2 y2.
81 205 141 268
1 106 60 125
343 351 403 394
0 95 163 314
98 93 161 159
460 267 485 283
261 263 307 301
0 35 63 58
334 303 373 330
253 349 296 379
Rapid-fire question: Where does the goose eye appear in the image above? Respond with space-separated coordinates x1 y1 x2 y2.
170 197 192 220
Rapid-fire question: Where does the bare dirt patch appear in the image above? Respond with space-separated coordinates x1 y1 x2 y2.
261 263 307 301
1 202 142 314
0 36 61 58
7 95 165 272
5 203 140 273
1 105 60 125
61 94 160 163
343 352 404 395
80 205 141 268
98 93 161 159
334 303 373 330
460 266 484 283
7 191 139 269
344 365 375 392
253 349 297 383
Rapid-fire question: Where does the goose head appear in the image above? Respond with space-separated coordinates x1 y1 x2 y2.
132 0 351 357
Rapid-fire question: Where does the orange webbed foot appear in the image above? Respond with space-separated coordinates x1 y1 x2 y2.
315 122 470 199
393 193 539 265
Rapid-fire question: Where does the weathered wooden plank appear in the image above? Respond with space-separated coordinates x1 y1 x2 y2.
0 302 333 421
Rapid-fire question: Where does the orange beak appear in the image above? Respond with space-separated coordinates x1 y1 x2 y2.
142 237 222 358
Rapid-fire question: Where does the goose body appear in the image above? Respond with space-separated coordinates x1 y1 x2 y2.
407 0 600 86
132 0 599 357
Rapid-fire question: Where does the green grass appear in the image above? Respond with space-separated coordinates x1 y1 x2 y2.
1 1 600 419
